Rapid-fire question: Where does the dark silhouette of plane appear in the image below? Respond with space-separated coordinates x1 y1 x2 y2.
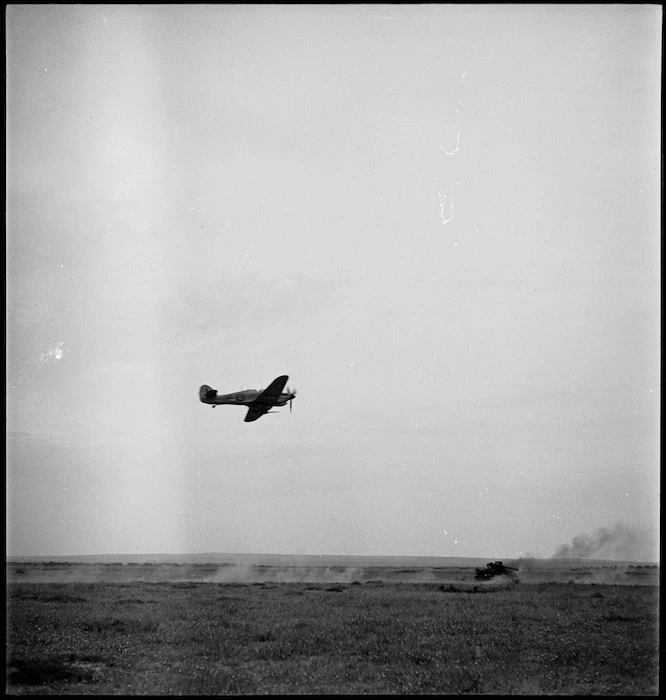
199 375 296 422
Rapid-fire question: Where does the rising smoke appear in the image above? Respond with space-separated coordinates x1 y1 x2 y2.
552 522 658 562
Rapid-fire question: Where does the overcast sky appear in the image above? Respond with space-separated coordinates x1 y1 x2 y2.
6 4 661 560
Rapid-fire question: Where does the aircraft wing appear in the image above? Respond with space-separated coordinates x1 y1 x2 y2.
244 405 270 422
243 375 289 423
257 375 289 404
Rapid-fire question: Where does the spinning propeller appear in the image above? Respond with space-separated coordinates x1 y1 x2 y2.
287 386 297 413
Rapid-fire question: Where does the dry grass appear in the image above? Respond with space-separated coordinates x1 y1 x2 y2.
6 574 658 695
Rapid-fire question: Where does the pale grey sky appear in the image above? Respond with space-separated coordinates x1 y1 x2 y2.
6 4 660 560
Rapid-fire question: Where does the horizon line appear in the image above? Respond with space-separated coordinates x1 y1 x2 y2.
6 552 658 565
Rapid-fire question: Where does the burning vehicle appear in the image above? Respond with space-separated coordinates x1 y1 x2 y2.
474 561 519 581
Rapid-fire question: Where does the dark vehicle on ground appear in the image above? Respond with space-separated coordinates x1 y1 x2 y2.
475 561 518 581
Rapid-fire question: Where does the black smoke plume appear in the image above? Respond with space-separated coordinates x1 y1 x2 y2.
552 522 657 562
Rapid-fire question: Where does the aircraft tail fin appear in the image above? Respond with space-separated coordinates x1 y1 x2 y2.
199 385 217 402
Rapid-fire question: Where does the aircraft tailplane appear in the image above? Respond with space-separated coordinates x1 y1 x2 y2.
199 384 217 401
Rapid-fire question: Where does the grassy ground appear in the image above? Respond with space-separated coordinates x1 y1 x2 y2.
6 579 659 695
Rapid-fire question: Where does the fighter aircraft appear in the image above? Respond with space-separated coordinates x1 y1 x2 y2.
199 375 297 422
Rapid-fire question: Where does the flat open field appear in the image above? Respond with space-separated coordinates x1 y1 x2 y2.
6 559 659 695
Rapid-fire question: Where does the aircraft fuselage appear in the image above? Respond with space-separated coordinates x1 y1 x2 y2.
199 386 293 407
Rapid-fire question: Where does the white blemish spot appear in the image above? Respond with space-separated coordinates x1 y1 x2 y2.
39 341 65 362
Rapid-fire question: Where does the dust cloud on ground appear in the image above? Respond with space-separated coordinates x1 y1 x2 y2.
203 563 364 584
507 557 657 585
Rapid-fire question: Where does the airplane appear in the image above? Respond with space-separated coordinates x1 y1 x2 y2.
199 375 297 422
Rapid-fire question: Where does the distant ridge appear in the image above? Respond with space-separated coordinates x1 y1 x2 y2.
5 553 657 566
6 553 490 567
